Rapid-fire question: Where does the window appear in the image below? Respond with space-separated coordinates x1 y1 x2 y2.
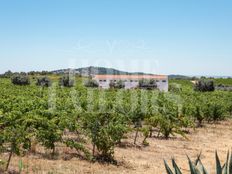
103 80 107 82
99 80 103 82
156 80 160 82
162 80 166 83
130 80 133 82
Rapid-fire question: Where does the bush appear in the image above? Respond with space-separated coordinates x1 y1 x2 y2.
205 101 225 122
139 79 157 90
11 74 30 85
83 112 128 161
216 85 232 91
36 77 52 87
169 83 182 92
84 79 99 88
194 80 215 92
59 75 74 87
109 80 125 89
228 103 232 116
155 93 186 139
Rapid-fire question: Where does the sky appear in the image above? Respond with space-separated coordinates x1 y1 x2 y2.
0 0 232 76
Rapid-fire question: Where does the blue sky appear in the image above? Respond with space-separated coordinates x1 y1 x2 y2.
0 0 232 76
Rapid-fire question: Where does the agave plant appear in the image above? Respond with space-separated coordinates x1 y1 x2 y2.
164 151 232 174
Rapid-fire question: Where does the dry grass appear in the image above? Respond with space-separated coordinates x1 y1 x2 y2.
1 120 232 174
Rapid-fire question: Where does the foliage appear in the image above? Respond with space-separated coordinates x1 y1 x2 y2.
59 75 74 87
11 74 30 85
155 93 186 139
0 70 13 78
84 79 99 88
0 76 232 168
164 151 232 174
139 79 157 90
109 80 125 89
214 78 232 86
194 80 215 92
229 103 232 116
0 111 32 171
169 83 182 93
36 77 52 87
82 112 128 160
216 84 232 91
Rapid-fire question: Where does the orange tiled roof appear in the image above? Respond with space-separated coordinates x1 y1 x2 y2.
93 74 168 80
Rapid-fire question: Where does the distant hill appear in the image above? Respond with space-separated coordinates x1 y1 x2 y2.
51 66 153 77
51 66 193 79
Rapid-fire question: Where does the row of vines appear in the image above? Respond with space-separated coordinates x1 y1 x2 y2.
0 78 232 171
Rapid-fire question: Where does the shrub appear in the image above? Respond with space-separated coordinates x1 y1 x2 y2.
169 83 182 93
155 93 186 139
83 112 128 161
36 77 52 87
84 79 99 88
205 101 225 122
11 74 30 85
216 85 232 91
139 79 157 90
59 75 74 87
109 80 125 89
228 103 232 116
194 80 215 92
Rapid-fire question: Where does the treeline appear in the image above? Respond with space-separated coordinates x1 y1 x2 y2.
0 70 53 78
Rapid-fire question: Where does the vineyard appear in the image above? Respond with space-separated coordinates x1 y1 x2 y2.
0 76 232 173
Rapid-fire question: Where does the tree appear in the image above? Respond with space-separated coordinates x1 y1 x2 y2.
11 74 30 85
84 79 99 88
59 75 74 87
194 80 215 92
109 80 125 89
36 77 52 87
1 70 13 78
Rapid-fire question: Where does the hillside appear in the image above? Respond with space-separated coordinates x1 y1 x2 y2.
51 66 191 80
51 66 154 77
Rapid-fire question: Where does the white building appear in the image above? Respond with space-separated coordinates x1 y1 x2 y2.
93 74 168 92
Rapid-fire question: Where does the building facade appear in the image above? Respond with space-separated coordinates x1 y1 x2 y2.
93 75 168 92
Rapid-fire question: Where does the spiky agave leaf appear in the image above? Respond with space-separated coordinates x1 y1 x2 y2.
216 151 222 174
195 151 202 166
229 151 232 174
187 156 200 174
194 151 208 174
164 151 231 174
164 160 174 174
172 158 182 174
222 151 229 174
197 159 208 174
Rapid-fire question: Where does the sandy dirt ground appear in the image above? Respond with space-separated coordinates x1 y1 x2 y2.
1 120 232 174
